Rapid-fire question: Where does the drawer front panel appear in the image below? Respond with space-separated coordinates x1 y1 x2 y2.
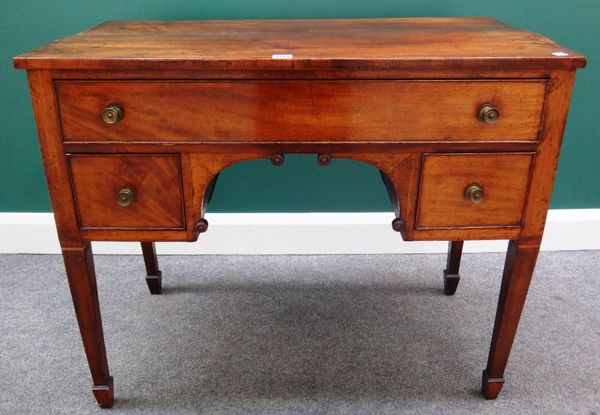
57 80 546 142
68 154 185 229
416 153 533 229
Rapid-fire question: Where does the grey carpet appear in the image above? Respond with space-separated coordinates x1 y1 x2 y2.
1 251 599 414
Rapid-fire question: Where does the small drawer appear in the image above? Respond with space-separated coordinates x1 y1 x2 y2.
56 80 546 142
416 153 533 229
68 154 185 229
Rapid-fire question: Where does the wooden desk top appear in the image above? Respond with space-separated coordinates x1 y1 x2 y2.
13 17 586 71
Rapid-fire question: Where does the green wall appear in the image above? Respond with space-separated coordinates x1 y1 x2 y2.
2 1 598 213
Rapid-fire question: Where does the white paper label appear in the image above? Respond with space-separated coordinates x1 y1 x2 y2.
272 54 293 59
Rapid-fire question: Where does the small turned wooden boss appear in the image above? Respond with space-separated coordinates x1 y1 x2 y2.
14 18 585 408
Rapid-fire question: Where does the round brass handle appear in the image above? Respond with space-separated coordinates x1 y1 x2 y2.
477 104 499 124
116 187 135 206
101 103 124 125
464 183 484 203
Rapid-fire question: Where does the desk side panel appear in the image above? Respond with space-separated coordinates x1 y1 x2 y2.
27 70 81 247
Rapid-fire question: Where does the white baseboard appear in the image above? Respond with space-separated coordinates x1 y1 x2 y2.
0 210 599 255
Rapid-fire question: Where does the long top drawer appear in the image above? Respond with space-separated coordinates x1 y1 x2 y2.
56 80 546 142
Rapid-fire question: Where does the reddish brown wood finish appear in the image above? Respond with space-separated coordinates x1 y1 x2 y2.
15 19 586 407
141 242 162 294
13 18 586 71
62 244 113 408
68 154 185 229
416 153 533 229
56 80 546 142
482 240 539 398
26 69 115 407
43 67 562 81
443 240 464 295
519 70 577 247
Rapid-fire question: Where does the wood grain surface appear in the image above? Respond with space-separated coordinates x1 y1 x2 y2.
15 18 587 406
56 80 546 142
68 154 184 229
14 18 586 71
416 153 533 228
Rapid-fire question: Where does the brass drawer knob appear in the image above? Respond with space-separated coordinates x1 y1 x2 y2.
464 183 484 203
477 104 499 124
101 103 124 124
116 187 135 206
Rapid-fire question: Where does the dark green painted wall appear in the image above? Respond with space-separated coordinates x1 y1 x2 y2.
2 1 598 213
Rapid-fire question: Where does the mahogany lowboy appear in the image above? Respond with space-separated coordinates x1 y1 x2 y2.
14 18 586 408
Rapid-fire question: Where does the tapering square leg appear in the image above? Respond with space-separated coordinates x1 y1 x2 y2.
62 243 113 408
482 240 539 399
141 242 162 294
443 240 464 295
